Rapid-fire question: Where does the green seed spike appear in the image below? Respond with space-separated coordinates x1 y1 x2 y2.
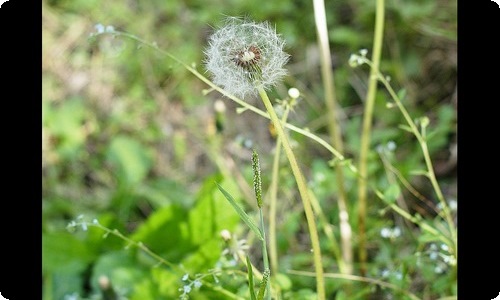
252 149 263 208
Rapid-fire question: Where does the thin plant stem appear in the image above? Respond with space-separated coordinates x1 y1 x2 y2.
375 71 457 255
307 190 344 272
257 86 325 300
357 0 385 276
259 210 271 300
268 106 290 276
312 0 352 275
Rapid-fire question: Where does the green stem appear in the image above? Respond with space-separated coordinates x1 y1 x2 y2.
376 73 457 256
259 209 271 300
268 107 290 276
257 86 325 300
312 0 352 275
357 0 385 276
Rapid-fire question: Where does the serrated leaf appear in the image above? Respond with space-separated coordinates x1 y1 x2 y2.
216 183 264 241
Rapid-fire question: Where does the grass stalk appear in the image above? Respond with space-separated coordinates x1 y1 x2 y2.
312 0 352 275
357 0 385 276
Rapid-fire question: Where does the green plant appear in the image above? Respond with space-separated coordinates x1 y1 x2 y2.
44 1 457 298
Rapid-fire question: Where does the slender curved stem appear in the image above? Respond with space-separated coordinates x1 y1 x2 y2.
257 86 325 300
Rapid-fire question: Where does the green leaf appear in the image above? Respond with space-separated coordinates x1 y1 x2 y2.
383 184 401 204
247 256 257 300
397 88 407 101
42 232 94 274
188 176 241 246
398 124 413 133
107 135 153 185
90 250 147 294
131 204 190 261
216 183 264 241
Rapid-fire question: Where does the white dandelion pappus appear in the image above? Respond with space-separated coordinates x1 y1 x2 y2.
204 17 290 99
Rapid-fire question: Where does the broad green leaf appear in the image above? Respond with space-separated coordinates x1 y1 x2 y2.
216 183 263 241
131 204 190 261
188 176 241 245
42 232 94 274
90 250 147 294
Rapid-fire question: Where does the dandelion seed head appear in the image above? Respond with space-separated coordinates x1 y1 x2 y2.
205 17 290 99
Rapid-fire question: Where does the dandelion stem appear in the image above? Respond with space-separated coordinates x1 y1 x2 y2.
257 86 325 300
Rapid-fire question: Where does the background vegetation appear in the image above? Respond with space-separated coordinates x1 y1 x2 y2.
42 0 457 299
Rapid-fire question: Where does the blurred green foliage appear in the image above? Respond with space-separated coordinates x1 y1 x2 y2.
43 0 456 298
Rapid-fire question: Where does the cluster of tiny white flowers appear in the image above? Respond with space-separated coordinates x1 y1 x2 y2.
376 140 397 154
67 215 100 233
380 268 403 281
416 242 456 274
348 49 369 67
380 226 402 239
205 17 290 99
91 23 116 36
179 273 203 299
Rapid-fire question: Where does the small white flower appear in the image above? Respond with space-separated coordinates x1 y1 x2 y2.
220 229 232 241
380 228 391 238
182 274 189 281
387 141 397 151
193 279 202 288
205 17 290 99
448 199 457 211
183 285 192 294
81 222 88 231
348 54 360 67
381 269 390 278
359 49 368 56
94 24 105 34
392 226 401 238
